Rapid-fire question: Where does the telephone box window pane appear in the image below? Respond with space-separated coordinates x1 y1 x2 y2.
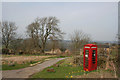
91 47 96 48
92 50 96 64
85 50 89 58
85 50 89 57
85 50 89 68
85 47 90 48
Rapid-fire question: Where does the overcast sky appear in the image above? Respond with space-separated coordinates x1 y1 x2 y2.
2 2 118 41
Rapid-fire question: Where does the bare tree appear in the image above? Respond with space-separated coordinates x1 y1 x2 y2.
27 19 40 49
26 16 64 53
1 21 17 49
49 36 60 51
9 38 23 54
70 30 91 52
0 22 2 47
70 30 91 65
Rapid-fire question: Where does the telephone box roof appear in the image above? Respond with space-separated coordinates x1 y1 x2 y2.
84 44 97 47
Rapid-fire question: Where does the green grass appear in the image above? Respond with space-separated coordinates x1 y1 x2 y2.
2 63 30 70
111 49 118 56
118 73 120 78
31 59 98 78
48 55 72 59
2 61 38 70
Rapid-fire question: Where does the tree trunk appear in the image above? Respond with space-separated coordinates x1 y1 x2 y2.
5 43 8 49
41 42 46 54
41 49 44 54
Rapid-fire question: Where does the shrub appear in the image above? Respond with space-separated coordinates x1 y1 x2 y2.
2 48 9 55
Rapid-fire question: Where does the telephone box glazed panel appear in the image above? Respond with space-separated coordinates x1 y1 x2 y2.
83 44 97 71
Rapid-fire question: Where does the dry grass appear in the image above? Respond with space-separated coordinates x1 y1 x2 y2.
2 55 54 64
74 70 116 78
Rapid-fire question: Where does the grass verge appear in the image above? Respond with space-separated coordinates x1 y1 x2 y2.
31 58 99 78
2 61 39 70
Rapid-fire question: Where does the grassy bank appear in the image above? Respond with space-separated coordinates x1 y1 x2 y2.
2 60 43 70
31 58 98 78
2 62 32 70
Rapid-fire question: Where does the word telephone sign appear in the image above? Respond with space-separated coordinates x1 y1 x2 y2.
83 44 97 71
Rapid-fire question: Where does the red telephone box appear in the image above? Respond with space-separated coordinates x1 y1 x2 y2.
83 44 97 71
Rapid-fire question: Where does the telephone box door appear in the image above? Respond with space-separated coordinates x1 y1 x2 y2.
91 46 97 70
84 47 90 71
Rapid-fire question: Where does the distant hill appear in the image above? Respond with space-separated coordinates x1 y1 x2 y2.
63 40 118 44
92 41 118 44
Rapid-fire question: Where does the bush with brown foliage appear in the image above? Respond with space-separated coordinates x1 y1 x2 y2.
73 56 83 66
47 68 55 72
